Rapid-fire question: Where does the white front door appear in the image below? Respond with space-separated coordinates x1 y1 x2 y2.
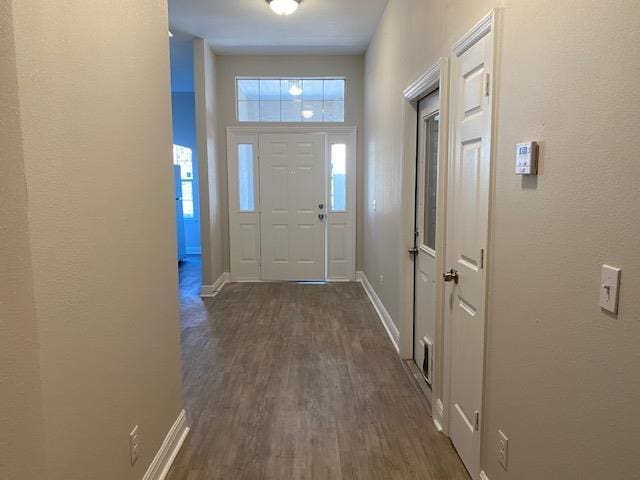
413 91 440 402
446 26 495 476
259 133 326 281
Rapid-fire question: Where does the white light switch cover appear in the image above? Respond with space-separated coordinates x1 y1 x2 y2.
600 265 621 313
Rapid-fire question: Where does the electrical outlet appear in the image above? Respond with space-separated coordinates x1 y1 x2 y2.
129 426 140 466
497 429 508 470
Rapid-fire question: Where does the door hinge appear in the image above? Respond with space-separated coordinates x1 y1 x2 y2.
480 249 484 269
485 73 491 97
474 411 480 431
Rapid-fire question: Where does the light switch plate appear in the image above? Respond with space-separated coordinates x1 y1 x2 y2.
600 265 621 313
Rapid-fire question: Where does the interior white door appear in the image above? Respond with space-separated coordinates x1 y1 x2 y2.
446 28 494 476
259 133 326 281
413 91 440 401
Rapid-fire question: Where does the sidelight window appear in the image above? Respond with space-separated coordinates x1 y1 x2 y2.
237 144 255 212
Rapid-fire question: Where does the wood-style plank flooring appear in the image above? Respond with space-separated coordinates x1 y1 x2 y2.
166 256 470 480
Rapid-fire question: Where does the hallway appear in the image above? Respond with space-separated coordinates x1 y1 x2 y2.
167 260 469 479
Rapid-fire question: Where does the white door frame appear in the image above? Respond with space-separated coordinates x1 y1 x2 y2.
399 11 500 449
446 10 500 477
399 58 451 430
227 126 357 283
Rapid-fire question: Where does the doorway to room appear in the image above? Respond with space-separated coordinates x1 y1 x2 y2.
411 90 440 405
170 38 202 292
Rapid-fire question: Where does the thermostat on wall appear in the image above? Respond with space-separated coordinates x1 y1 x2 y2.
515 141 539 175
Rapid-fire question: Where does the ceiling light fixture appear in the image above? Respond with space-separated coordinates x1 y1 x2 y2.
266 0 302 16
302 110 314 119
288 80 303 96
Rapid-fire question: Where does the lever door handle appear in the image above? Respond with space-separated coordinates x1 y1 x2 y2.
443 269 459 284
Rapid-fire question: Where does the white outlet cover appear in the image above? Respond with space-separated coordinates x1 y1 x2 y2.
600 265 621 313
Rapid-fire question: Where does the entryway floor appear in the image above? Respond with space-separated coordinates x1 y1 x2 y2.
167 261 469 479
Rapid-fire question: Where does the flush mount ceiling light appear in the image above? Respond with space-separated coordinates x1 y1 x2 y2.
266 0 302 16
301 109 314 119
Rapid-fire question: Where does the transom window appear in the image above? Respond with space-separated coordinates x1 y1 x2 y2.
236 78 345 123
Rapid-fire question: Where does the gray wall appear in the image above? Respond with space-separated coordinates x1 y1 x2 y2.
364 0 640 478
194 39 225 286
0 2 47 478
3 0 185 478
215 54 366 272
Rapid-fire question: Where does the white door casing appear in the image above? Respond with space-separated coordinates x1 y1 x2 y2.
446 11 496 477
259 133 326 281
227 127 357 283
413 91 441 404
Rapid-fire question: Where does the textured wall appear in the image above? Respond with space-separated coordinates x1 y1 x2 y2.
9 0 184 478
364 0 640 478
194 39 225 285
0 2 47 478
215 54 366 271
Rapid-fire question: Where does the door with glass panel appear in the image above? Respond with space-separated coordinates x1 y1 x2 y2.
259 133 326 281
412 90 440 403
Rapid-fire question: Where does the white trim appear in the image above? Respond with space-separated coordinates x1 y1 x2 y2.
142 409 190 480
398 59 451 445
200 272 230 298
356 271 399 352
452 10 495 57
403 62 441 101
227 125 357 136
445 9 499 478
227 127 357 283
433 417 443 432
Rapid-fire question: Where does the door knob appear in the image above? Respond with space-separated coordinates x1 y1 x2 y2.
318 213 325 221
443 269 459 284
408 246 419 257
318 203 324 210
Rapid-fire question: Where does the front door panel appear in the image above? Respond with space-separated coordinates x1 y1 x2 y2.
259 134 326 281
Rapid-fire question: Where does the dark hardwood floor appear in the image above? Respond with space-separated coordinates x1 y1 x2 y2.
167 256 469 479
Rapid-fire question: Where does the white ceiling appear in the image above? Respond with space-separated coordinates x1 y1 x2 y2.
168 0 389 55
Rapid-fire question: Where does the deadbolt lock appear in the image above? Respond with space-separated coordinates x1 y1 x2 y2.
318 204 324 210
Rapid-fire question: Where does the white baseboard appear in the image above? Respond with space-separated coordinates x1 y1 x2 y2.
479 470 491 480
200 272 230 298
433 398 446 433
356 271 400 352
142 409 190 480
433 417 443 432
